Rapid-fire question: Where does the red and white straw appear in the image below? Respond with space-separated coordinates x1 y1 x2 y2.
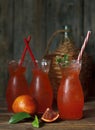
77 31 91 62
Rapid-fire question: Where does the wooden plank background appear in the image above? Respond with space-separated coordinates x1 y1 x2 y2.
0 0 95 98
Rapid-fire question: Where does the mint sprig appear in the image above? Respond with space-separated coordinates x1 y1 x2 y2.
32 115 39 128
56 54 69 66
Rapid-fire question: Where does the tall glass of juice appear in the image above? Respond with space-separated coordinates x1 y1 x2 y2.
29 59 53 114
6 60 30 112
57 60 84 120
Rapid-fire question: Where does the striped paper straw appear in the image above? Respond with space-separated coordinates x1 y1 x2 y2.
77 31 91 62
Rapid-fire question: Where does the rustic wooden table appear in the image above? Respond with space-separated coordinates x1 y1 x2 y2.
0 98 95 130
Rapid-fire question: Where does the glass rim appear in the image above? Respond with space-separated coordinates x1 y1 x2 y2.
59 59 82 69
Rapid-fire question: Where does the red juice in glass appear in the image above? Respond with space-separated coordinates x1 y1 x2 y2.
57 60 84 120
29 59 53 114
6 60 30 112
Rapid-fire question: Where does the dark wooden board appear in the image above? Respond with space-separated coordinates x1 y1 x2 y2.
0 98 95 130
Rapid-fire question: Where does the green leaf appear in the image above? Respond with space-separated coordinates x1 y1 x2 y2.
32 115 39 128
63 54 69 61
56 56 62 63
9 112 31 124
56 54 69 66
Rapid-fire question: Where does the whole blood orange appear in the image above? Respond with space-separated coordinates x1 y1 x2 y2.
12 95 37 114
41 108 59 122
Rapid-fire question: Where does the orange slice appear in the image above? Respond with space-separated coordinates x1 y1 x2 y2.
41 108 59 122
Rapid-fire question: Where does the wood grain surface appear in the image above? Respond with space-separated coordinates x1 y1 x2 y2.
0 98 95 130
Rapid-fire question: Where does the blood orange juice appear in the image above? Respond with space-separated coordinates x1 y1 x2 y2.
6 60 30 112
57 60 84 120
29 59 53 114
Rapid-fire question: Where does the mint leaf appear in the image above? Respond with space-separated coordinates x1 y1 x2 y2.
32 115 39 128
56 54 69 66
63 54 69 61
56 56 62 63
9 112 31 124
